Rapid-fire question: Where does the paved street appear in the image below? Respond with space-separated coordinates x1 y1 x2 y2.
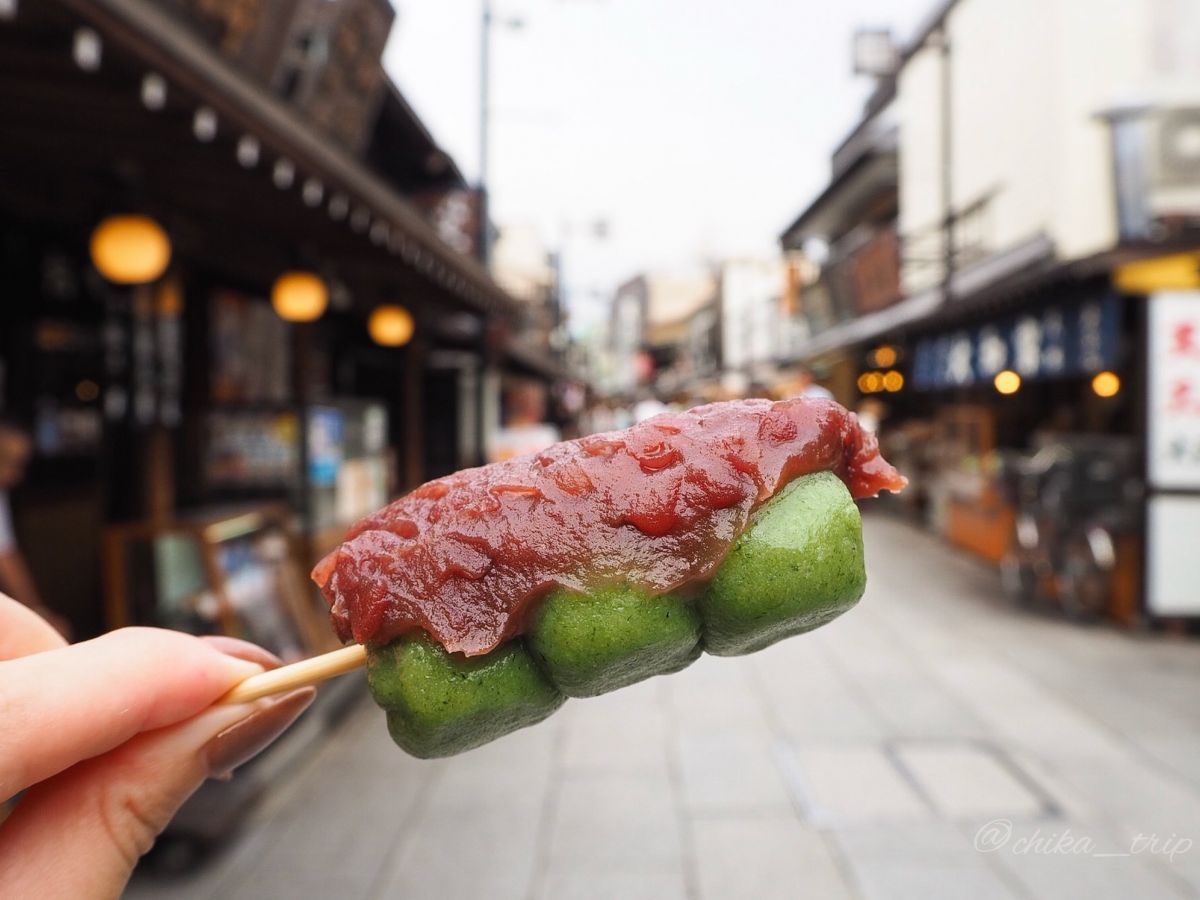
129 516 1200 900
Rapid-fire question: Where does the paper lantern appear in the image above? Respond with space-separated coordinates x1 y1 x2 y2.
89 214 171 284
271 271 328 322
369 304 415 347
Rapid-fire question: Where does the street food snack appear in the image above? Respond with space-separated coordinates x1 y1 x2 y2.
313 398 904 757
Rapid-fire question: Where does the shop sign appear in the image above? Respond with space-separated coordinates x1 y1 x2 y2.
1147 495 1200 615
1147 290 1200 490
912 294 1120 390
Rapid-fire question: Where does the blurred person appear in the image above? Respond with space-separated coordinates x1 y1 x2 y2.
747 380 774 401
794 368 833 401
633 393 669 423
0 417 68 638
0 594 314 898
856 398 886 434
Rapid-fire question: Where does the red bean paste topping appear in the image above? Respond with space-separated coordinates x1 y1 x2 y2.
313 398 905 656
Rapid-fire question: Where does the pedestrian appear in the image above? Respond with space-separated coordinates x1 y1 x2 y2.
0 417 69 638
795 368 834 401
0 595 313 898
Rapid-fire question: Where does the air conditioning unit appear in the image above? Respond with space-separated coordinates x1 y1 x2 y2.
1142 106 1200 227
1108 104 1200 240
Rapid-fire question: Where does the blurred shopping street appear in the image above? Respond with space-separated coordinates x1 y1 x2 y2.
130 515 1200 900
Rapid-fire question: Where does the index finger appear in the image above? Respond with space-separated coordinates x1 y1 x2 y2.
0 594 67 660
0 627 263 799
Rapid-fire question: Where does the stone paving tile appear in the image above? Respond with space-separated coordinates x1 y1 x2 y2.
895 743 1047 820
833 821 1025 900
690 813 854 900
541 772 684 868
911 653 1133 764
851 860 1024 900
1047 757 1200 843
749 638 890 742
675 731 794 815
374 801 546 900
561 712 672 775
537 865 690 900
667 654 774 736
371 725 556 899
229 729 434 898
558 678 673 776
1140 735 1200 790
415 724 557 814
780 744 931 823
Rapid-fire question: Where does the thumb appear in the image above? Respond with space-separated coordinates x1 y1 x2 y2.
0 689 314 900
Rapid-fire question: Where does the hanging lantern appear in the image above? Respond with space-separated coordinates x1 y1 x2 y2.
271 271 328 322
368 304 415 347
89 214 172 284
993 369 1022 395
1091 371 1120 398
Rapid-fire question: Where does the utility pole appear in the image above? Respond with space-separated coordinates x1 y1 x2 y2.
938 26 954 304
478 0 493 269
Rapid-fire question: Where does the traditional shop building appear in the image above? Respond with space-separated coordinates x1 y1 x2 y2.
0 0 569 638
780 0 1200 621
0 0 571 846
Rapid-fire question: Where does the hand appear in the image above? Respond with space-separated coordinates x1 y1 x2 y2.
30 604 71 641
0 594 315 899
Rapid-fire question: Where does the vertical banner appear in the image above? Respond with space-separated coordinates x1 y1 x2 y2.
1146 290 1200 616
1147 290 1200 490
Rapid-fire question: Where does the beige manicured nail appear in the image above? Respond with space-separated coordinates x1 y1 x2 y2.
202 688 316 778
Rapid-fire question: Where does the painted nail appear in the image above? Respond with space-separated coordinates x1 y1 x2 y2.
201 635 283 671
203 687 316 778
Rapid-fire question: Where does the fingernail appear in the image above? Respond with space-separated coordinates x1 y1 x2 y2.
201 635 283 671
203 688 316 778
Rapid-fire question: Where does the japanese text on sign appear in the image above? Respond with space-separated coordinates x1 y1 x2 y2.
1148 291 1200 489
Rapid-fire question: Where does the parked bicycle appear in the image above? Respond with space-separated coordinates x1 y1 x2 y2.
997 436 1141 621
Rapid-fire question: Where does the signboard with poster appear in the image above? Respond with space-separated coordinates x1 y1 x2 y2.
1147 290 1200 490
1146 290 1200 616
1147 495 1200 615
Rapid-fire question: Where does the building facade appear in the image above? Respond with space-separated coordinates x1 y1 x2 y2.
780 0 1200 621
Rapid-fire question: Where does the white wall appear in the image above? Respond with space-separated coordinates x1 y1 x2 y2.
897 0 1191 292
897 43 946 294
720 260 785 372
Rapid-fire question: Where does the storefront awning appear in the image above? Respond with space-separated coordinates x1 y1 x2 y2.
31 0 517 319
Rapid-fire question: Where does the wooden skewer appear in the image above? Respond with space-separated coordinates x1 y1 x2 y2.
219 644 368 704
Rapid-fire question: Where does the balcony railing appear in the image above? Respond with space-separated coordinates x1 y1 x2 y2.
795 225 902 334
832 225 902 315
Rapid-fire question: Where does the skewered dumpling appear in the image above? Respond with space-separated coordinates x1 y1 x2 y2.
316 398 904 758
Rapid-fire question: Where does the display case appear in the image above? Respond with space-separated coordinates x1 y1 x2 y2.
102 504 337 657
102 503 361 866
306 400 391 558
929 405 1014 564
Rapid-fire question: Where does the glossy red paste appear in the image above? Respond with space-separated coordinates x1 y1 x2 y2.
313 398 905 656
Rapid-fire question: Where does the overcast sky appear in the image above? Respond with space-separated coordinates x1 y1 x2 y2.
384 0 932 331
